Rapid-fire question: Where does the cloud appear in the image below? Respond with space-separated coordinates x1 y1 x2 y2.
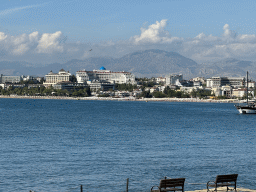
0 31 68 61
1 21 256 64
29 31 39 42
222 24 236 39
0 3 47 16
178 23 256 61
37 31 64 53
13 44 30 55
131 19 183 44
0 32 7 41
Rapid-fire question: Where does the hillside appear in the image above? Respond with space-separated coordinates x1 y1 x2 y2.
0 49 255 79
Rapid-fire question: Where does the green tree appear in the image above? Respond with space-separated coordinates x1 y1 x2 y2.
14 88 22 95
139 91 152 98
71 75 77 83
152 91 166 98
22 87 29 95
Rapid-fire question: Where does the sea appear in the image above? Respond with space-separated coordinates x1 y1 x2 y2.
0 98 255 192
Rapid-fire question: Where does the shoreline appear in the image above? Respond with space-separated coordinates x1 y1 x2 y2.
0 95 247 103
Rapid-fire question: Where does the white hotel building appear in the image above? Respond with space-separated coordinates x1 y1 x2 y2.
43 69 72 87
206 77 244 88
76 67 136 84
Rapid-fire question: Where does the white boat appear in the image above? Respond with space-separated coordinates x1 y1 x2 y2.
235 71 256 114
235 104 256 114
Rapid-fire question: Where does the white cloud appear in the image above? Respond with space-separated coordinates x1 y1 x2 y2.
223 24 236 39
0 30 67 61
4 32 40 55
36 31 64 53
29 31 39 42
13 44 30 55
131 19 182 44
195 33 219 42
1 21 256 64
180 23 256 61
237 34 256 43
0 3 47 16
11 34 27 45
0 32 7 41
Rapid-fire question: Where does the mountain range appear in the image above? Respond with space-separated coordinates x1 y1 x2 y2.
0 49 255 80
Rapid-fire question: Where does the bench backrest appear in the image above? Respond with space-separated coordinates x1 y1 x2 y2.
160 178 185 189
215 174 238 183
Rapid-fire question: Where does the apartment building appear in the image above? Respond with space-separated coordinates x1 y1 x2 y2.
166 74 183 85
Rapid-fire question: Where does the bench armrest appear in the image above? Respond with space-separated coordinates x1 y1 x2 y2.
207 181 215 189
151 186 160 191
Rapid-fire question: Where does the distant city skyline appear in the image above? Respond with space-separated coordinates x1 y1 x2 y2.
1 0 256 64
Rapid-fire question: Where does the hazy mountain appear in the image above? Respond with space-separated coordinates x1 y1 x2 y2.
0 49 255 79
197 58 256 79
56 49 198 78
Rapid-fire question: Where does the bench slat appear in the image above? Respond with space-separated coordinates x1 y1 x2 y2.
158 178 185 192
207 174 238 192
215 174 238 183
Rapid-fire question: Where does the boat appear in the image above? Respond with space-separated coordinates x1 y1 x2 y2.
235 71 256 114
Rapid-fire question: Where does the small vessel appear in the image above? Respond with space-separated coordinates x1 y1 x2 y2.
235 71 256 114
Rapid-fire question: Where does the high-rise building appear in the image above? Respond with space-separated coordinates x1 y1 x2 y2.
76 67 136 84
165 74 183 85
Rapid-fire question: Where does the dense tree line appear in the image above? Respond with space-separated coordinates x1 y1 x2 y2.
0 86 91 97
115 83 137 92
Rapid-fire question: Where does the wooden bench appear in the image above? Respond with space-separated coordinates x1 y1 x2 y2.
151 178 185 192
207 174 238 191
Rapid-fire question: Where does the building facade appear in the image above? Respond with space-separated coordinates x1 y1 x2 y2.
0 74 21 83
43 69 72 87
166 74 183 85
76 67 136 84
87 80 115 91
206 77 244 88
53 82 87 91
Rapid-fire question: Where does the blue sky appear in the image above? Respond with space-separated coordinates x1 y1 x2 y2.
1 0 256 63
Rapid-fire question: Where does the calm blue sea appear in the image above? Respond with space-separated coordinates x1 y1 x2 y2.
0 98 255 192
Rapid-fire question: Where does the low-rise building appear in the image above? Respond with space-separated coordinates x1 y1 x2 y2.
115 91 131 97
221 85 232 98
156 77 166 84
193 81 202 87
53 81 87 91
192 77 206 84
246 81 256 88
211 85 233 97
232 88 254 98
87 80 115 92
0 74 21 83
180 87 199 94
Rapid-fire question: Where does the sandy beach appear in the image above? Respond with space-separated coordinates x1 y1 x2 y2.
0 95 245 103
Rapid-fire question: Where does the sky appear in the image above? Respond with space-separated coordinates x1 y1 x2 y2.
1 0 256 64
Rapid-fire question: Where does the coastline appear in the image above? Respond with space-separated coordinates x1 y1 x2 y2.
0 95 246 103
